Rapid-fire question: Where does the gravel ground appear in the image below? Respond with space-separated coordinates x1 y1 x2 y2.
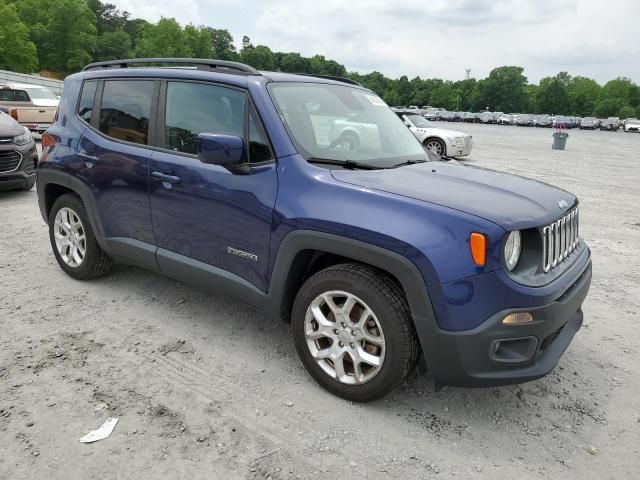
1 124 639 479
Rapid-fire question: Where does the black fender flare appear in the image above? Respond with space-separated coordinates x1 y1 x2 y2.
265 230 439 357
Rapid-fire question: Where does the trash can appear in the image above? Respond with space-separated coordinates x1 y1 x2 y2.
552 132 569 150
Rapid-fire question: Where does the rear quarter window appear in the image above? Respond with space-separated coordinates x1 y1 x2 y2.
0 89 30 102
99 80 154 145
77 81 98 124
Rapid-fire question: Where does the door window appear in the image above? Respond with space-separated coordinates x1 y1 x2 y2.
164 82 246 155
99 80 154 145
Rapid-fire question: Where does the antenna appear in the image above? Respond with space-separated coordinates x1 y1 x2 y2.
465 69 471 80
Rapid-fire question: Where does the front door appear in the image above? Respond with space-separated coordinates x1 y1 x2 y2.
149 80 277 291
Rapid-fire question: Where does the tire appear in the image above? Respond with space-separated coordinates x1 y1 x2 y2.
20 176 36 191
424 137 446 157
48 193 113 280
292 263 419 402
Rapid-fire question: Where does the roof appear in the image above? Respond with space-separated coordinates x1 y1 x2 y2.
79 58 365 89
0 82 47 89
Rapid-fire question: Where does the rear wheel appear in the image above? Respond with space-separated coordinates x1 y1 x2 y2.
49 194 113 280
292 264 419 402
424 137 446 157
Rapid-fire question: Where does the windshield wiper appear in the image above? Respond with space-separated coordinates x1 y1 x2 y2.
390 159 428 168
308 158 384 170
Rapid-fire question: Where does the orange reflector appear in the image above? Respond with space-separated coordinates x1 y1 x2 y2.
9 108 18 121
469 232 487 266
502 312 534 324
41 133 57 148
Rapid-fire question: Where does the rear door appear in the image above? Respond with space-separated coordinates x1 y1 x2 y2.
149 80 278 291
73 78 157 267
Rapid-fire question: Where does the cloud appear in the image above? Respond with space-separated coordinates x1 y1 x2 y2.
109 0 639 84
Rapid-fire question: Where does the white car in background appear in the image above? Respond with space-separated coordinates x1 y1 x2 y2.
399 112 473 157
624 118 640 132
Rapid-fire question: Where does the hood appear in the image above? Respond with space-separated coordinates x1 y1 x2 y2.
0 112 24 136
413 127 467 139
331 162 576 230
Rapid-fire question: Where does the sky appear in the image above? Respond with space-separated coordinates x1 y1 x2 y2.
109 0 639 84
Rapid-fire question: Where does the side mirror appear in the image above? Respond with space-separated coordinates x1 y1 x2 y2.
197 133 245 166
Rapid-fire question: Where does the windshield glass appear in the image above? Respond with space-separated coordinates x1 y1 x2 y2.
23 87 57 100
405 114 432 128
268 83 427 167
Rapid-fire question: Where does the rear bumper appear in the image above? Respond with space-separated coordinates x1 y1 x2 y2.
426 261 591 387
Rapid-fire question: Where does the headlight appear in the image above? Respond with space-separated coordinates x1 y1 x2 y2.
504 231 522 271
454 136 465 147
13 128 32 146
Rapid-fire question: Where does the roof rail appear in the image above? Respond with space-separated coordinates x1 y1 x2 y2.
295 73 362 87
82 58 260 74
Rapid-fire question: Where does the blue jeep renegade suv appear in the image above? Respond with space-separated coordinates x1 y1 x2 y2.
37 59 591 401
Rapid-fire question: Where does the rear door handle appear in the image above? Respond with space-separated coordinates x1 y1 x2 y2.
78 152 99 163
151 171 181 184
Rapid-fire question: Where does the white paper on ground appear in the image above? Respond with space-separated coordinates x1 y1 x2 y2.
79 417 119 443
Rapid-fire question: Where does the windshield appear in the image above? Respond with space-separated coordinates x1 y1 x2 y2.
23 87 58 100
405 114 432 128
268 83 427 167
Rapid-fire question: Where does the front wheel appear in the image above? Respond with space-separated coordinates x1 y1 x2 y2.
424 138 446 157
49 193 113 280
292 264 419 402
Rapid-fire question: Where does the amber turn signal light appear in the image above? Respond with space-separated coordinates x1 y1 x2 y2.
41 133 57 148
469 232 487 266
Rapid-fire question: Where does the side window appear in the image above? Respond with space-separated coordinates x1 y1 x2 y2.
0 90 7 101
77 81 97 124
164 82 245 155
99 80 153 145
0 89 29 102
248 111 274 163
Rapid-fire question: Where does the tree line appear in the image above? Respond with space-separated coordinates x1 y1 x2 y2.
1 0 639 119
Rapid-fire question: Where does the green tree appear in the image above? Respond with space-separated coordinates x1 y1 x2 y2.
567 76 601 116
184 25 212 58
240 45 275 70
209 29 237 60
278 52 311 73
429 84 456 110
0 0 38 72
618 105 635 119
474 66 528 112
594 97 624 118
536 76 570 115
40 0 97 73
135 18 192 58
95 30 132 61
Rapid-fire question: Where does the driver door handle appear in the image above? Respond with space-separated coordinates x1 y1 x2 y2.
151 171 181 184
78 152 99 163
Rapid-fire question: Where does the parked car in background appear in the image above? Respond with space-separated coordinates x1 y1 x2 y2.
498 114 513 125
579 117 598 130
553 116 575 129
38 58 591 401
398 112 473 157
624 118 640 132
0 111 38 191
479 111 494 124
534 115 552 127
424 108 441 121
492 112 504 123
516 114 534 127
0 83 59 133
600 117 620 131
462 112 477 123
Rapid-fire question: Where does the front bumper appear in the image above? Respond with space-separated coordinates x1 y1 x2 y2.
425 260 591 387
0 143 38 190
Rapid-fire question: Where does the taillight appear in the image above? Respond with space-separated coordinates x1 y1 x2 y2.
9 108 18 121
41 133 57 148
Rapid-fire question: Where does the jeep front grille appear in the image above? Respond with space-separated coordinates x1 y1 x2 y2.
542 208 579 273
0 150 22 173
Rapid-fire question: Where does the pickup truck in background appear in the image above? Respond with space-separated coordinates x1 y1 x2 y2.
0 82 59 133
